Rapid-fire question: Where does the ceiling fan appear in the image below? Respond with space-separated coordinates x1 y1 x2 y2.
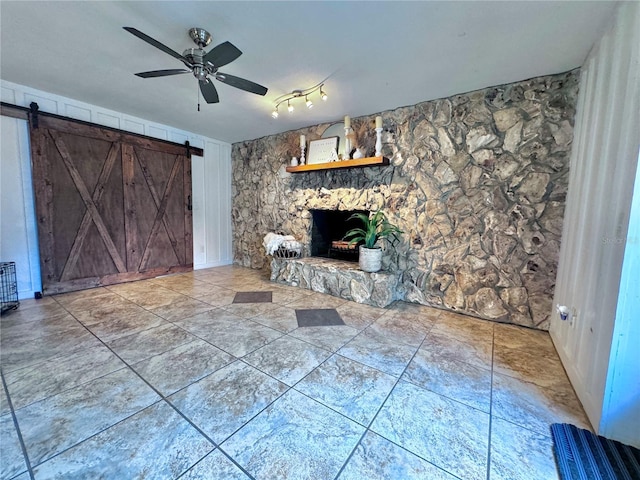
124 27 268 104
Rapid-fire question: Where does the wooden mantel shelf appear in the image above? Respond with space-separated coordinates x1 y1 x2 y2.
285 156 388 173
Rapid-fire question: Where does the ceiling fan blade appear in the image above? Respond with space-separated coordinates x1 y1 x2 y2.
199 80 220 104
204 41 242 68
123 27 192 67
215 73 268 96
135 69 190 78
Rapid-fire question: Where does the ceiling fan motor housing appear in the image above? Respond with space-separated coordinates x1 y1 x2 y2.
188 27 212 48
182 48 216 80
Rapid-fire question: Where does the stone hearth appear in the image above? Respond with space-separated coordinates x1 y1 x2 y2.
271 257 399 308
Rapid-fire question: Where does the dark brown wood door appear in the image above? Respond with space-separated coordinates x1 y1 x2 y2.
30 115 193 294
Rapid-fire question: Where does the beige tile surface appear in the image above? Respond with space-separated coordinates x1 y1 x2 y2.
492 372 591 436
403 347 492 412
243 335 331 386
338 430 458 480
372 380 490 480
169 361 287 444
222 389 365 480
489 417 558 480
296 354 396 426
338 328 419 376
16 368 160 465
131 339 234 396
0 265 591 480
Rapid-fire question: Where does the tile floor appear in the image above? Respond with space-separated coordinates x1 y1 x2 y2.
0 265 591 480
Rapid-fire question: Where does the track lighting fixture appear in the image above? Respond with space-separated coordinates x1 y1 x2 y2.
270 83 327 118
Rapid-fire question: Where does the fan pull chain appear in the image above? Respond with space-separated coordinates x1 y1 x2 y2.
197 83 201 112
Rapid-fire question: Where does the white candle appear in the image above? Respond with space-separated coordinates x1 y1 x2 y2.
300 135 306 148
344 115 351 128
375 116 382 129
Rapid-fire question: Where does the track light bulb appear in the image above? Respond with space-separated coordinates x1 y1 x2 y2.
287 100 294 113
305 95 313 109
271 108 278 119
320 88 328 101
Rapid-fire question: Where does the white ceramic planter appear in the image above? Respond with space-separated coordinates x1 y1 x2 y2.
359 246 382 272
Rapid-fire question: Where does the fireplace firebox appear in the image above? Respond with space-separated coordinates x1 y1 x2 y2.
310 209 369 262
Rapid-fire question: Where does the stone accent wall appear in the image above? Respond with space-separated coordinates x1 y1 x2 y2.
232 70 579 330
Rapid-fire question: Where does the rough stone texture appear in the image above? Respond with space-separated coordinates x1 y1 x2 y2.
271 258 399 308
233 70 579 330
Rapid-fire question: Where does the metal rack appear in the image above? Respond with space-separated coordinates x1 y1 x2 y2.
1 262 19 314
272 246 304 259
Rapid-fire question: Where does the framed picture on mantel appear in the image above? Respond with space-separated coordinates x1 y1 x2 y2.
307 137 339 164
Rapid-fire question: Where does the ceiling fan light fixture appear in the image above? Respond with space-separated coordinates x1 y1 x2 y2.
124 26 268 108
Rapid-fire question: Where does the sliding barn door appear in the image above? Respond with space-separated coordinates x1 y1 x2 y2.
30 115 193 294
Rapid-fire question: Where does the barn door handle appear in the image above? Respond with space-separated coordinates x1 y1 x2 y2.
187 195 192 211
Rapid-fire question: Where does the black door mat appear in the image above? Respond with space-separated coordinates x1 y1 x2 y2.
551 423 640 480
233 291 273 303
295 309 345 327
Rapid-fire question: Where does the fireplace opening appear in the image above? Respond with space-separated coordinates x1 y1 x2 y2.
310 209 369 262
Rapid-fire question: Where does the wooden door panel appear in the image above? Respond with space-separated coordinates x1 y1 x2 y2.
61 142 124 282
47 137 86 279
30 115 194 294
71 223 119 278
134 148 187 271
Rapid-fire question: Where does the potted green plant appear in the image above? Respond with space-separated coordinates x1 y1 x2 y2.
343 210 403 272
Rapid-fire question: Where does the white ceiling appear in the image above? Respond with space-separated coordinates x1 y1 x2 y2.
0 1 617 144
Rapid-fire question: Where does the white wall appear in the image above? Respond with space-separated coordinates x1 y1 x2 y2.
551 2 640 446
0 116 41 299
191 141 233 269
601 151 640 446
0 80 233 298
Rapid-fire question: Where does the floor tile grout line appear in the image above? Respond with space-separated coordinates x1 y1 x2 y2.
4 299 151 404
333 322 462 480
491 413 557 440
0 369 35 480
331 427 369 480
6 365 130 414
87 297 281 480
77 288 283 362
423 328 495 371
131 295 298 366
233 335 414 431
13 270 569 479
364 321 433 430
56 283 482 475
395 322 495 415
22 398 167 471
374 319 466 480
398 376 492 415
51 300 259 479
173 449 256 480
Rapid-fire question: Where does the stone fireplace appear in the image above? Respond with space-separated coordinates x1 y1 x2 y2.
232 70 579 330
310 209 368 261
